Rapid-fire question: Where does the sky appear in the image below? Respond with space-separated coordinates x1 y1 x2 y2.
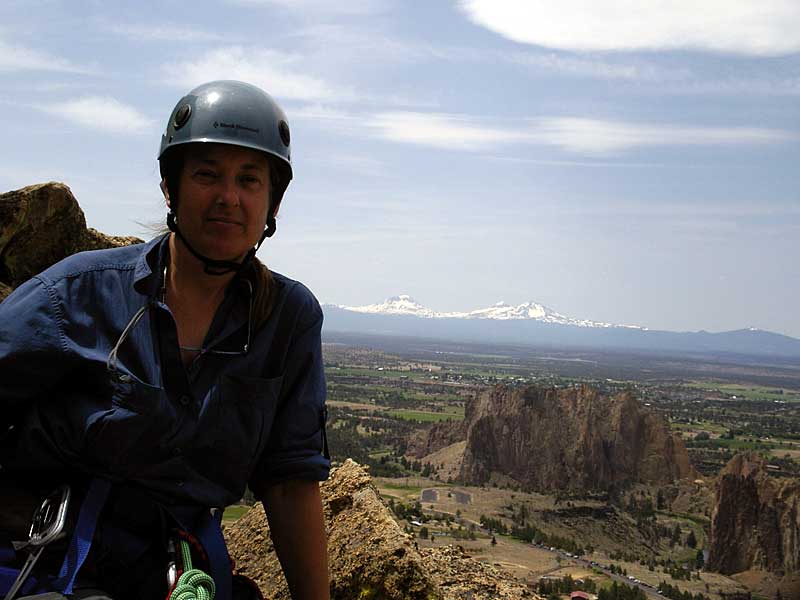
1 0 798 337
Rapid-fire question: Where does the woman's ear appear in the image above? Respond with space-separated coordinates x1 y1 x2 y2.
160 179 171 209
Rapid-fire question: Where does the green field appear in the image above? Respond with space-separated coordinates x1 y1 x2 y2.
670 420 727 434
390 408 465 422
223 504 251 523
327 367 434 380
685 381 800 402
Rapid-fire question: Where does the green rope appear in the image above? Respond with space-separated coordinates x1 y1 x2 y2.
168 539 216 600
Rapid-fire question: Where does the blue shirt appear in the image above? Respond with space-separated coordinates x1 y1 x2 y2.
0 234 329 508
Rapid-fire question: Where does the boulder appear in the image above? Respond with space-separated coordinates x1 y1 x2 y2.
0 182 142 293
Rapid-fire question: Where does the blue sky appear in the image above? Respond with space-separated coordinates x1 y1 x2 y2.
1 0 798 337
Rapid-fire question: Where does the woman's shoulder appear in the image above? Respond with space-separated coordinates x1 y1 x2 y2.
36 238 155 285
269 270 323 323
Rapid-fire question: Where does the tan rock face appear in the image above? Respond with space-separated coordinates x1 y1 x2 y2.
226 459 442 600
421 546 535 599
0 182 142 297
457 385 696 491
225 460 542 600
707 452 800 575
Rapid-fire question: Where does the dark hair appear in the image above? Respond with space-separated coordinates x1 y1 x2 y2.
159 146 278 330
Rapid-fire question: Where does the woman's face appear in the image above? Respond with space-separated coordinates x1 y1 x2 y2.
174 143 272 263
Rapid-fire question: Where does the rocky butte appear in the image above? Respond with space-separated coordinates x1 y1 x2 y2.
415 384 697 492
707 452 800 598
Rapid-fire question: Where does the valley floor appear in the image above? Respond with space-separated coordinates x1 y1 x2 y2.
375 476 751 600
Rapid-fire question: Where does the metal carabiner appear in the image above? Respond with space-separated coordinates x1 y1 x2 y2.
4 485 71 600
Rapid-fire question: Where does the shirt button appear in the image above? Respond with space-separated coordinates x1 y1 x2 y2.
172 447 183 456
177 480 184 487
179 395 191 406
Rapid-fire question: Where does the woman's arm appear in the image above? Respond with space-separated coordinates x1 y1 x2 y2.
262 479 330 600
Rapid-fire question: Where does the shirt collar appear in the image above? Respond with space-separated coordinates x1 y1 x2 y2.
132 233 170 298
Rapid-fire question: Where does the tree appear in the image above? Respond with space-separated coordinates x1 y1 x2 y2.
670 524 682 546
686 530 697 549
419 526 429 539
491 535 497 546
694 549 706 571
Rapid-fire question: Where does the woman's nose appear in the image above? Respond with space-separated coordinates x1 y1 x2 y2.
216 178 240 206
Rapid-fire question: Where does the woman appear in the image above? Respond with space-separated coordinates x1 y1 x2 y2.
0 81 330 600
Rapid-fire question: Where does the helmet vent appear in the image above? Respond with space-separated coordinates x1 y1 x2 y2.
279 120 290 147
173 104 192 130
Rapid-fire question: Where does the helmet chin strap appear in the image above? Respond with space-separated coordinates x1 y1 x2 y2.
167 211 274 276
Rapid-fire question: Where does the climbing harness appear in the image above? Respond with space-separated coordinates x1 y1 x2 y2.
1 482 235 600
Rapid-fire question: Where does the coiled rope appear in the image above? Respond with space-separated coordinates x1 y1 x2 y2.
169 539 216 600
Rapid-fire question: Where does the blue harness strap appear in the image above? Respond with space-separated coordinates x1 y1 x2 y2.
193 508 232 600
53 478 111 595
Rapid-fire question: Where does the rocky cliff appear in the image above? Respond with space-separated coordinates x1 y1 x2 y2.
707 452 800 576
457 384 696 491
225 459 537 600
0 182 141 300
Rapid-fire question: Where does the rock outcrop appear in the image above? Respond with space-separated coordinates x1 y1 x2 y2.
0 182 142 300
408 419 467 459
457 385 696 491
225 460 538 599
707 452 800 576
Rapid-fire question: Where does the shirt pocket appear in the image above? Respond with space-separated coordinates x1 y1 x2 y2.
203 373 282 492
83 373 173 474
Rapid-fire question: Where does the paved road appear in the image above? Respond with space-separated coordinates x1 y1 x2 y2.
533 544 667 599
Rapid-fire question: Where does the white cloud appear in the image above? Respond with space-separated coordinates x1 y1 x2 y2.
459 0 800 56
533 117 794 154
363 111 794 154
229 0 389 16
0 40 94 73
365 112 530 150
104 21 223 42
38 97 155 135
162 46 346 102
509 51 691 82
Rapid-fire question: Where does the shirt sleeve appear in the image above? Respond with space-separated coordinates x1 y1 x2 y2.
0 276 76 430
249 286 330 493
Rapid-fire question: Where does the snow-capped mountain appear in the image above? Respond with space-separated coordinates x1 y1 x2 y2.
323 296 800 358
337 295 637 329
342 295 440 318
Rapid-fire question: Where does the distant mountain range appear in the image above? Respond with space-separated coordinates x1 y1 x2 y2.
338 295 634 328
322 295 800 358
